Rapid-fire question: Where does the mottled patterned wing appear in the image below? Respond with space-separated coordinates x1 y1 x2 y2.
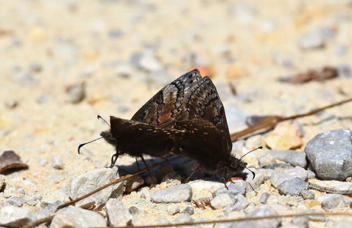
182 77 232 153
131 69 202 127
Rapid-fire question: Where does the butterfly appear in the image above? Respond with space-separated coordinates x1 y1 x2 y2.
98 69 247 177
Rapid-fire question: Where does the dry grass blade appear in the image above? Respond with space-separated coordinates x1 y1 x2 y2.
115 212 352 228
230 97 352 142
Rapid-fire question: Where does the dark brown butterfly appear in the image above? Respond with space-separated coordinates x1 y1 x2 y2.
98 69 247 177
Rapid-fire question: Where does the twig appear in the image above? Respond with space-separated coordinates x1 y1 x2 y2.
308 183 352 194
116 212 352 228
230 97 352 141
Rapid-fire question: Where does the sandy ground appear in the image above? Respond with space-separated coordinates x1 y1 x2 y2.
1 0 352 226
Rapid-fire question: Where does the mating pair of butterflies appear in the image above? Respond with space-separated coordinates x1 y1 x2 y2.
88 69 247 177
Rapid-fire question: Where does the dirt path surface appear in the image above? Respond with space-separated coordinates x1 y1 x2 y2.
1 1 352 227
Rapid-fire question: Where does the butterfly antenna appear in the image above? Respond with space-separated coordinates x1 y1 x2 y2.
97 115 110 127
78 137 103 154
240 146 263 160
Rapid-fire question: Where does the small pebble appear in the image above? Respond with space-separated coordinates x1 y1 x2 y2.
224 194 250 212
51 155 64 169
305 129 352 180
284 152 307 168
38 158 49 167
277 177 308 196
300 209 325 222
300 190 315 200
236 205 281 228
51 206 106 228
166 204 180 215
174 214 194 223
66 83 86 104
6 196 25 207
151 184 192 203
259 192 271 204
265 125 303 150
70 168 124 207
212 183 246 198
290 216 309 228
128 206 141 216
0 206 37 227
298 30 326 50
210 193 237 209
181 206 194 215
5 100 18 109
245 135 263 149
154 218 171 225
106 199 132 226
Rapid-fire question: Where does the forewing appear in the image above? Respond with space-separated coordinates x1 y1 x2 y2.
109 116 176 158
182 77 232 153
131 69 202 127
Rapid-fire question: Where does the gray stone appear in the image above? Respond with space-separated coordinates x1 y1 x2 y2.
154 218 171 225
166 204 180 215
174 214 194 223
151 184 192 203
300 190 315 200
37 93 50 104
50 206 106 228
70 168 124 207
306 170 316 179
242 168 265 191
52 155 64 169
270 172 295 188
277 177 308 196
316 194 352 211
245 135 263 149
258 152 277 166
6 196 25 207
284 152 307 167
125 175 144 193
290 216 309 228
66 83 85 104
189 180 224 193
181 206 194 215
33 208 51 220
38 158 49 167
45 200 64 214
139 50 162 72
224 194 249 212
210 193 237 209
212 184 246 198
236 205 281 228
106 199 132 226
128 206 141 215
261 163 294 171
300 209 325 221
259 192 271 204
305 129 352 180
328 218 352 228
298 30 326 50
283 167 308 181
0 206 36 227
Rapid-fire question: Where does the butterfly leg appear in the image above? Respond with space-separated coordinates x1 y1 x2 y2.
135 158 140 171
140 156 154 181
110 153 119 168
222 167 229 190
